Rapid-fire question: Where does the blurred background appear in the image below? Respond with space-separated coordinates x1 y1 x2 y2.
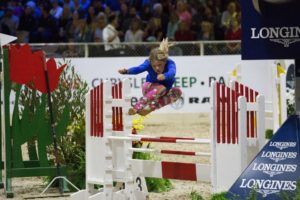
0 0 241 57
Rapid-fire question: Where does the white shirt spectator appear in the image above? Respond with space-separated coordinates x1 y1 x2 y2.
103 24 121 51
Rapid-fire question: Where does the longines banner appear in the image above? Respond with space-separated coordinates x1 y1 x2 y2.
227 115 300 199
241 0 300 59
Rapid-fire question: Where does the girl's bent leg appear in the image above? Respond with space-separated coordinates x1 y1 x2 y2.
149 87 182 111
133 83 167 112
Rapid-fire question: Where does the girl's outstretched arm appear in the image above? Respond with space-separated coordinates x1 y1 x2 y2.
126 60 150 74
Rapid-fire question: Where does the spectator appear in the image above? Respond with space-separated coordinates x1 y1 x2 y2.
103 13 121 51
198 20 214 40
9 0 23 18
140 4 151 23
202 5 216 23
58 5 73 42
80 0 91 12
59 5 73 30
26 1 41 19
93 12 106 42
119 5 138 41
73 0 85 17
17 4 37 42
64 0 75 12
104 4 111 18
176 0 192 25
124 18 144 43
86 5 97 25
74 18 93 42
0 7 19 36
50 0 63 19
67 10 81 40
92 0 104 14
152 3 169 36
143 17 163 42
118 3 129 31
166 12 179 41
174 21 195 41
31 4 58 43
225 18 241 40
224 18 241 54
221 1 238 30
190 2 204 33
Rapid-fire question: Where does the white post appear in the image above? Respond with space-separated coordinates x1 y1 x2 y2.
272 64 280 131
210 81 217 192
102 81 114 200
238 96 248 170
256 95 266 150
280 73 287 123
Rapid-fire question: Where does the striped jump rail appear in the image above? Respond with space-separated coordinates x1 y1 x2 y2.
129 148 211 157
108 135 210 144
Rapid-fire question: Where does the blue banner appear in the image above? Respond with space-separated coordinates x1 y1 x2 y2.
241 0 300 59
227 115 300 199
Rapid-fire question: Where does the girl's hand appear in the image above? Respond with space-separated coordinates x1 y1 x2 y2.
157 74 165 81
118 68 128 74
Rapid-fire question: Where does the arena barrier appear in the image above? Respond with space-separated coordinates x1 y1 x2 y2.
229 62 287 132
71 79 265 200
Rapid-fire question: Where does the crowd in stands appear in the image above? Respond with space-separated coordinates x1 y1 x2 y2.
0 0 242 56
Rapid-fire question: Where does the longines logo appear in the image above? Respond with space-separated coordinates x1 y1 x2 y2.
269 141 297 150
240 179 297 197
252 162 297 177
251 27 300 47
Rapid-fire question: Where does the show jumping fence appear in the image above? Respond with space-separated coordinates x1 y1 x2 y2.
71 78 266 200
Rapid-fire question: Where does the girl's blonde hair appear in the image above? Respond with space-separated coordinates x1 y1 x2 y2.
149 38 170 63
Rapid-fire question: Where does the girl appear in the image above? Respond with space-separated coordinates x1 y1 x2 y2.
118 38 182 116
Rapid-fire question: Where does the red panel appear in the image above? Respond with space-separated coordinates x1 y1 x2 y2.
221 84 225 143
226 87 231 144
234 82 241 143
120 107 123 131
119 81 122 99
140 137 177 143
95 86 99 137
159 136 194 140
250 89 255 138
240 83 244 96
161 150 196 156
111 84 115 99
112 85 116 130
90 89 94 136
235 81 239 95
116 106 120 130
162 162 197 181
245 86 249 138
119 82 123 130
254 91 259 138
216 82 220 143
100 83 104 137
231 90 236 144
